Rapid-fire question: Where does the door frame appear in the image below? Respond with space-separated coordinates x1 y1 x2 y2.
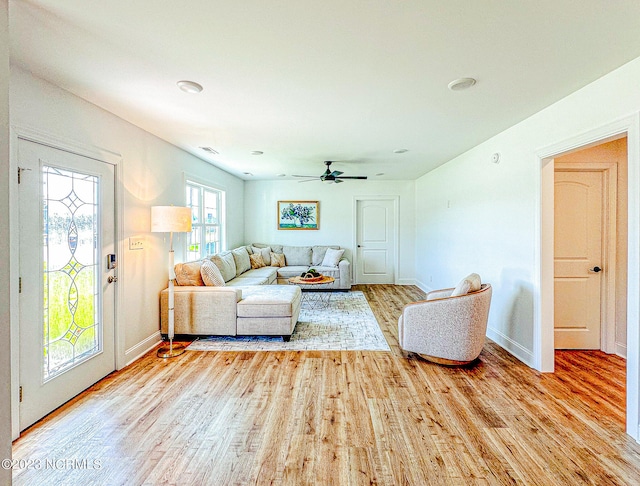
352 195 399 284
554 161 618 352
9 126 125 439
535 114 640 440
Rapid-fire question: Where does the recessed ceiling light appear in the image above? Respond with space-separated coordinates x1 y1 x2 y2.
243 172 253 176
393 148 408 154
251 151 264 156
447 77 476 91
277 173 286 177
376 173 385 176
177 80 203 93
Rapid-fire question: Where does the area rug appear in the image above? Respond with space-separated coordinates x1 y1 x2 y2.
186 291 390 351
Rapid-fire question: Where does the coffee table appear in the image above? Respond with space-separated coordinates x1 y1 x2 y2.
287 275 335 309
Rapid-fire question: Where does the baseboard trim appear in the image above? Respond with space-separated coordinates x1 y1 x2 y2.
396 278 417 286
616 342 627 359
414 279 432 293
124 331 162 368
486 327 535 368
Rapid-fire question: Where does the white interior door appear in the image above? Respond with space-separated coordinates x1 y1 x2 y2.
355 199 396 284
18 139 117 431
554 169 604 349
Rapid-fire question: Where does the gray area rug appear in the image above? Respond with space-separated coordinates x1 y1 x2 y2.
186 291 390 351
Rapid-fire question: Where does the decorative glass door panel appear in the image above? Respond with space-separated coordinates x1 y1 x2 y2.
19 139 116 432
42 166 100 381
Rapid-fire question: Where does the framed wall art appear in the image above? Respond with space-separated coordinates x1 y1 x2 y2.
277 201 319 230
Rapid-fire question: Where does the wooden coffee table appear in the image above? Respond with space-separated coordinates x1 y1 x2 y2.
287 275 335 309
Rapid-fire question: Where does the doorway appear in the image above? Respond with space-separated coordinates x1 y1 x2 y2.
553 138 627 353
537 122 638 440
354 197 398 284
17 138 117 431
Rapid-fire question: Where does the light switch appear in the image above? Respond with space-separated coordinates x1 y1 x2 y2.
129 236 145 250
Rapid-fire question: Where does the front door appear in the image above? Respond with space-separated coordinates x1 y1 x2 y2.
18 139 117 430
554 168 604 349
355 198 396 284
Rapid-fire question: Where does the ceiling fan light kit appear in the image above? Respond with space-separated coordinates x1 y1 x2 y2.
292 161 368 184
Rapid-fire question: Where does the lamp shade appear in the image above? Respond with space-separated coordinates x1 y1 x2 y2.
151 206 192 233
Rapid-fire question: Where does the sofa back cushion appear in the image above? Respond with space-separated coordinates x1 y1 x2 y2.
200 259 226 286
253 243 283 254
312 245 340 265
174 260 205 286
283 246 312 266
231 246 251 276
211 252 237 282
251 246 271 265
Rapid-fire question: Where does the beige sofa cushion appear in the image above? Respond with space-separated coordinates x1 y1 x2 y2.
237 285 301 318
175 260 204 286
201 259 225 286
283 246 312 266
211 252 237 282
232 246 251 276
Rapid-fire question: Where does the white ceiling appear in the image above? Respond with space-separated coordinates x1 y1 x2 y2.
10 1 640 181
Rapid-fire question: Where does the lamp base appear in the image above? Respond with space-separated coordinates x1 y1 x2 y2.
157 342 186 358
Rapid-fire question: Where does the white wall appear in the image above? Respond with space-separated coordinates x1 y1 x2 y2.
416 56 640 366
9 67 245 365
244 180 416 284
0 0 12 482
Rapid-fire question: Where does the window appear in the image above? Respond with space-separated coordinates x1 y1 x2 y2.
185 181 225 260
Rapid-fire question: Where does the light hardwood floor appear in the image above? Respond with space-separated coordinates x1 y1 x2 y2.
12 285 640 485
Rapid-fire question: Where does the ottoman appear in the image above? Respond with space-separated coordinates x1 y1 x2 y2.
236 285 302 341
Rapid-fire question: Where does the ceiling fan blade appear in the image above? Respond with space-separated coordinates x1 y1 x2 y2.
336 176 368 180
297 179 319 183
330 170 344 177
334 179 344 184
292 174 318 178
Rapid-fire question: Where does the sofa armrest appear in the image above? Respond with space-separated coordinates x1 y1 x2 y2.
338 258 351 289
161 286 242 335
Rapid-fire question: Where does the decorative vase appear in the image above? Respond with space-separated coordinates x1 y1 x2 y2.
295 219 302 227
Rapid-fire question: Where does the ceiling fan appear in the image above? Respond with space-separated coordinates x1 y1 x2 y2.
292 161 368 183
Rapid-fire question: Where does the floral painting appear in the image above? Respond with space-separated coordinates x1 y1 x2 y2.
278 201 319 230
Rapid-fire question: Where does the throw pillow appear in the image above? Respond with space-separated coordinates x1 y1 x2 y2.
174 260 205 286
210 252 237 282
321 248 344 267
249 253 266 269
200 259 226 287
251 246 271 266
451 273 482 297
231 247 251 276
270 252 285 267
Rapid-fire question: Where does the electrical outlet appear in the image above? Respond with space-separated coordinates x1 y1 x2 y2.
129 236 145 250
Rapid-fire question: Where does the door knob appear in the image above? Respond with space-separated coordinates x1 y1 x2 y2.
357 245 362 248
589 266 602 273
108 275 118 283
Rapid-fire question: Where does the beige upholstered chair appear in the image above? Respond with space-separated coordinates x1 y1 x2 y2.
398 279 492 365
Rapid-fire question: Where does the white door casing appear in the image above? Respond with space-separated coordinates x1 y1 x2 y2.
354 198 397 284
18 139 117 431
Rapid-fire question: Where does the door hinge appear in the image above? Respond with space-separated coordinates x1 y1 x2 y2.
19 277 22 294
17 167 32 184
19 386 23 403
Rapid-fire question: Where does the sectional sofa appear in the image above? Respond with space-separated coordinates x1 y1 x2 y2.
160 243 351 338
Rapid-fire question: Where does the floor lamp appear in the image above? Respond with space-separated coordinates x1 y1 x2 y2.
151 205 192 358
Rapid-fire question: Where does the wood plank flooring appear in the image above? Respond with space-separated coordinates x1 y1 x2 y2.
12 284 640 485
